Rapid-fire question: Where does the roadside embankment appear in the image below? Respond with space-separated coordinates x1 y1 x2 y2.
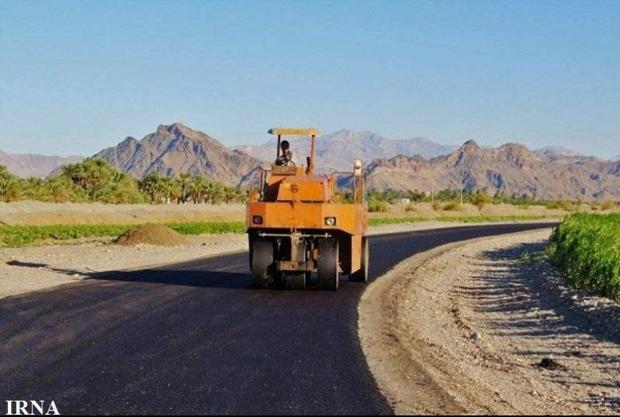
359 229 620 415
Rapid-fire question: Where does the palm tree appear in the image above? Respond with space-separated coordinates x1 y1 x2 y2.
62 158 117 200
46 175 83 203
140 172 170 203
206 181 226 204
0 165 22 202
163 176 181 203
175 173 193 204
189 176 208 203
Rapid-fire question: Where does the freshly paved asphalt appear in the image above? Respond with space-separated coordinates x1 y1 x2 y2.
0 223 555 415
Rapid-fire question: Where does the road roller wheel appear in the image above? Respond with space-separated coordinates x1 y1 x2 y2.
350 236 369 283
251 239 276 289
283 273 307 290
318 238 339 291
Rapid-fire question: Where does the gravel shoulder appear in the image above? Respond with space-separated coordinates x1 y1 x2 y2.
359 229 620 414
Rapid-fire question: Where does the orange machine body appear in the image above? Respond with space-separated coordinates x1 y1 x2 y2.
246 128 368 290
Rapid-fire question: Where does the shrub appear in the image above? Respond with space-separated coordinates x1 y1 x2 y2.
442 202 461 211
546 200 575 211
601 200 616 211
368 199 389 213
471 190 493 209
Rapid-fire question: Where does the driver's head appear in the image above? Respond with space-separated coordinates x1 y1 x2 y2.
281 140 290 152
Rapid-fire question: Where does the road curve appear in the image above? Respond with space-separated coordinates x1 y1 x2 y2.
0 223 555 415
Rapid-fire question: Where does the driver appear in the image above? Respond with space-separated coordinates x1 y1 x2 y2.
275 140 295 166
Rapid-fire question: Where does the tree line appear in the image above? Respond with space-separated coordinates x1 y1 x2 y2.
0 158 247 204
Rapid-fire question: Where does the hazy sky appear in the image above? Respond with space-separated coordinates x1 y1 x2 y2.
1 0 619 157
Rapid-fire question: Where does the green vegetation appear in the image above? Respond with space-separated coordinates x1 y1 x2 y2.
366 187 529 205
3 160 617 210
0 159 246 204
365 187 617 211
546 200 577 211
167 221 245 235
550 213 620 300
0 221 246 247
441 202 461 211
368 214 551 226
367 199 389 213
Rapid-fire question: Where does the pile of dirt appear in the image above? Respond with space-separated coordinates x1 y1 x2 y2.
114 224 190 246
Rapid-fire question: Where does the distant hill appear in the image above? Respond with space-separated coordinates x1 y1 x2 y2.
0 151 83 177
235 129 455 172
94 123 262 187
534 146 586 162
366 140 620 201
9 122 618 201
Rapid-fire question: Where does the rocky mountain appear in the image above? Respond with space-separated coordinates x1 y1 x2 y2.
235 129 455 173
0 151 83 177
534 146 586 162
366 140 620 200
94 123 262 186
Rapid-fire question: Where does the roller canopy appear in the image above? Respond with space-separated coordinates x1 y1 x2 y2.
268 127 319 137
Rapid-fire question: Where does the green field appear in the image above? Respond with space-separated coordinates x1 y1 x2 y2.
0 222 246 248
551 213 620 300
368 214 552 226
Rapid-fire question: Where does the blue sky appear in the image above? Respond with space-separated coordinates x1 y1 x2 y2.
1 0 619 157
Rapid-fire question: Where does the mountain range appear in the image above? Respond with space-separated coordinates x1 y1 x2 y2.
0 151 83 178
235 129 456 172
1 122 619 200
93 123 262 187
366 140 620 200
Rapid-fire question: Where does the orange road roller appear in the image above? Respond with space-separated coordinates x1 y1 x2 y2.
246 127 369 290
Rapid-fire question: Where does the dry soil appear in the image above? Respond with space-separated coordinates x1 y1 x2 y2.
360 229 620 415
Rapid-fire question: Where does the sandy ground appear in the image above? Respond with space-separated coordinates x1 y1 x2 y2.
359 229 620 415
0 234 248 300
372 201 572 219
0 220 556 300
0 201 246 225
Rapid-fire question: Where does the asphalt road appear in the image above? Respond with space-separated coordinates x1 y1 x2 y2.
0 223 555 415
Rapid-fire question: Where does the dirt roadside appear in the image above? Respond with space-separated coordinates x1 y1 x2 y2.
0 201 246 225
359 229 620 414
0 234 248 300
0 221 555 300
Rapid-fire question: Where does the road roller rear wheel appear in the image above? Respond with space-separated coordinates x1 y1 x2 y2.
318 238 339 291
283 273 307 290
350 236 369 283
251 240 276 288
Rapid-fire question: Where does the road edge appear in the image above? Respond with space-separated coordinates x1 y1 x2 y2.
357 229 553 414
